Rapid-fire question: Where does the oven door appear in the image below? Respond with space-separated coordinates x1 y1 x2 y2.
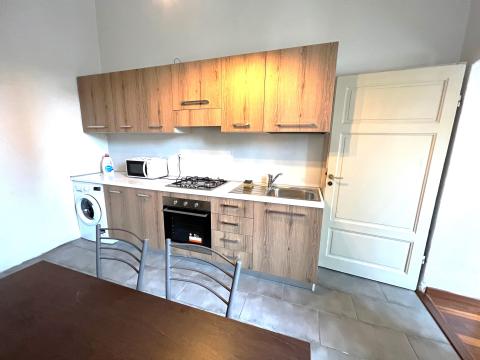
163 207 211 248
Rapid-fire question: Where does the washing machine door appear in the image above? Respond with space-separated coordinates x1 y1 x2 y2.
75 194 102 225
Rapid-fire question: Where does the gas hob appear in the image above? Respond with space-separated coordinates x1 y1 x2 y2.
167 176 227 190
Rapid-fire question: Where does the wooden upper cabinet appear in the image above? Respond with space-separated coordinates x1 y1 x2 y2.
110 70 145 132
221 52 266 132
171 58 222 110
141 66 174 133
77 74 115 132
263 42 338 132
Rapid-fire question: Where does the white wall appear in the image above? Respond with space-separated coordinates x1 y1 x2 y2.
108 129 325 186
95 0 470 75
461 0 480 63
421 62 480 299
96 0 471 187
0 0 108 271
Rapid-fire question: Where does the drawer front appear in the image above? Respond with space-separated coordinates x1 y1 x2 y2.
213 247 252 270
212 214 253 236
212 231 252 252
211 198 253 218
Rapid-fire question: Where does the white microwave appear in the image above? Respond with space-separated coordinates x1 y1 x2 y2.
125 157 168 179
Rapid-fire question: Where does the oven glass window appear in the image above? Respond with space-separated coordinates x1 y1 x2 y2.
163 208 211 248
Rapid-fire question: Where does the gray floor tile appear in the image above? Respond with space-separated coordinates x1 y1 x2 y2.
380 283 424 309
319 311 417 360
311 342 361 359
43 244 96 275
408 336 460 360
352 295 447 343
238 273 285 299
100 261 138 287
283 284 357 319
71 238 96 251
176 284 247 319
317 267 387 301
240 294 320 342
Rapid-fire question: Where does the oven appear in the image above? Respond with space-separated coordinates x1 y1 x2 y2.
163 196 211 248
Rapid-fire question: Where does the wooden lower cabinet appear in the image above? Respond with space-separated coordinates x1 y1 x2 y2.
252 202 322 283
104 185 162 249
103 187 321 282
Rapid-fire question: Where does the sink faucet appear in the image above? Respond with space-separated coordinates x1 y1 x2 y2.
267 173 282 190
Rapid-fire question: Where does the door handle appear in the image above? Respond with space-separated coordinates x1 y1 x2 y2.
232 123 250 128
328 174 343 180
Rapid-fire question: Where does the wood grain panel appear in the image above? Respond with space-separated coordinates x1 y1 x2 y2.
174 108 221 127
77 74 115 132
212 231 252 252
211 198 254 218
419 288 480 360
172 58 222 110
264 42 338 132
127 188 161 249
222 52 265 132
211 214 253 236
252 202 322 282
213 247 252 269
104 185 131 241
141 66 174 133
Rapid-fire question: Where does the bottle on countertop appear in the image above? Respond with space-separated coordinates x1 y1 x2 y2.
101 153 114 176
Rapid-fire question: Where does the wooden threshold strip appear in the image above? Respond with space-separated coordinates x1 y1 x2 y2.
417 287 480 360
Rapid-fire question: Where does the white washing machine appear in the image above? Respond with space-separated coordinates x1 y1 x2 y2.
73 181 109 241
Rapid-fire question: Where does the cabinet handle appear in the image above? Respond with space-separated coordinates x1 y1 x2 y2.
108 190 121 194
119 125 133 128
265 209 305 217
181 100 209 106
87 125 106 129
220 238 240 243
220 204 239 208
221 221 239 226
148 125 163 128
136 193 150 198
232 123 250 128
275 123 317 128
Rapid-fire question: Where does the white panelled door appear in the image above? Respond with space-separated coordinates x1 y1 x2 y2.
319 64 465 289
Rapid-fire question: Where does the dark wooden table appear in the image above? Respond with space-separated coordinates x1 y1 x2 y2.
0 261 310 359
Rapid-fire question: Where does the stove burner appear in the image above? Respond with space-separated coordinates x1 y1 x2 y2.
168 176 227 190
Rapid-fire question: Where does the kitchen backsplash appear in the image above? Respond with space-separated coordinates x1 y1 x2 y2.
107 128 326 187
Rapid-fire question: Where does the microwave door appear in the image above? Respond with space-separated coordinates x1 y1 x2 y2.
127 161 145 177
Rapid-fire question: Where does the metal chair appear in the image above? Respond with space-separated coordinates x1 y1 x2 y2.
165 238 242 318
95 224 149 291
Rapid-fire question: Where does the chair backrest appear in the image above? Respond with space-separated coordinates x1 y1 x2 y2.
95 224 149 291
165 238 242 318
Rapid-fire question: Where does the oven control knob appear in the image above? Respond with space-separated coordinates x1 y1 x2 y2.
194 202 199 208
183 201 188 206
173 200 178 205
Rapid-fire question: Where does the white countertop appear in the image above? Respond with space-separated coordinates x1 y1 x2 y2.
71 172 324 209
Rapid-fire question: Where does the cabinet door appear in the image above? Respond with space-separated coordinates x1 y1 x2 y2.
252 203 322 282
171 58 222 110
127 188 161 249
110 70 145 132
77 74 115 132
104 185 131 240
104 186 161 249
264 42 338 133
222 53 265 132
141 66 174 133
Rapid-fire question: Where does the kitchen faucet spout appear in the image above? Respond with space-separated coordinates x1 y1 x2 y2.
267 173 283 190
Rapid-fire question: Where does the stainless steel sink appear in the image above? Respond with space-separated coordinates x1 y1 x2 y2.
230 184 321 201
266 186 320 201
